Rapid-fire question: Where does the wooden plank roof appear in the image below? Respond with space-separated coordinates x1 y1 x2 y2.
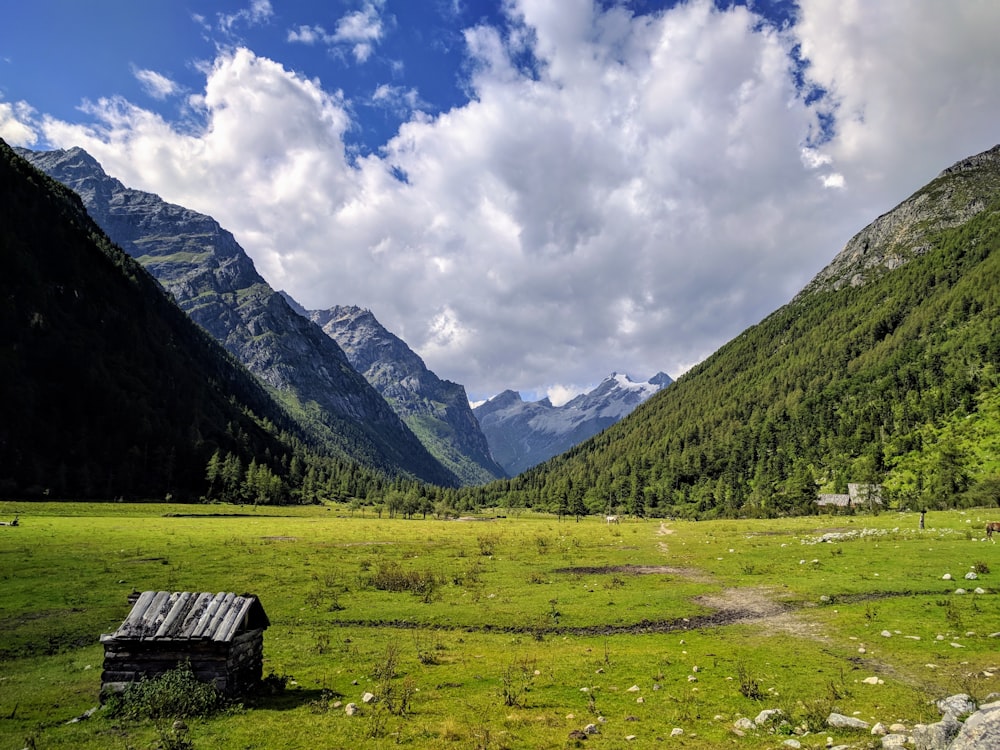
102 591 269 643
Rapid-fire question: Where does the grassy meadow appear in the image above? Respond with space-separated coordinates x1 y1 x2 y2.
1 501 998 749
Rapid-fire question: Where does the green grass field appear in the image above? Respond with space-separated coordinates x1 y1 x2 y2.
1 502 998 749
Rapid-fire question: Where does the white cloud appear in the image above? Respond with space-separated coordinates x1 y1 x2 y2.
289 2 386 64
37 0 1000 403
133 68 181 100
0 100 38 146
218 0 273 34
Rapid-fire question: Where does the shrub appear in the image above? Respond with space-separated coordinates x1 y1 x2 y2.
105 662 223 720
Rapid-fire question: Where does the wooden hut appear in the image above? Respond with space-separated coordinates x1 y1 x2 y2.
100 591 270 698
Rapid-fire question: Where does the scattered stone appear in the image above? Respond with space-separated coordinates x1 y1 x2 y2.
782 740 801 748
362 691 376 703
889 723 907 733
734 717 754 731
880 736 908 749
955 588 967 595
965 571 978 580
937 694 976 718
871 721 887 735
670 727 683 736
827 712 870 730
625 734 637 741
627 684 640 692
949 704 1000 750
755 709 784 726
636 696 645 704
912 714 960 749
862 676 882 685
881 629 893 637
584 723 600 735
687 675 697 682
344 703 358 716
943 573 953 580
65 707 99 724
568 729 588 740
975 587 986 594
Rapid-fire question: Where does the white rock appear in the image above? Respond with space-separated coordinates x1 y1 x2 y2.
965 572 978 580
362 692 376 703
344 703 358 715
943 573 953 580
881 630 893 637
627 684 640 692
862 676 881 685
670 728 683 736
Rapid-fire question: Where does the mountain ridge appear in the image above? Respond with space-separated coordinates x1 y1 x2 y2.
297 301 507 485
19 146 457 486
474 372 672 476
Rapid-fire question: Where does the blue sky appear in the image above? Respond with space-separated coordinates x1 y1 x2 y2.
3 1 1000 404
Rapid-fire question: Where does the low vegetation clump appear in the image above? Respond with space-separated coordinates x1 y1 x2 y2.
103 663 223 721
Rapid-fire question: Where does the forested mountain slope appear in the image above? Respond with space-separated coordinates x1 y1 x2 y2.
0 139 303 499
474 145 1000 517
19 146 457 487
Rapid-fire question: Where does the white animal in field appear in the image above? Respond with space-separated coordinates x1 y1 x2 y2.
605 515 619 525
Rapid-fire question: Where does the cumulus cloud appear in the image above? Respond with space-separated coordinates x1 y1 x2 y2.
0 100 38 146
38 0 1000 403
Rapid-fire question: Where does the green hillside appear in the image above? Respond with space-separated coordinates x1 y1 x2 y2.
472 146 1000 516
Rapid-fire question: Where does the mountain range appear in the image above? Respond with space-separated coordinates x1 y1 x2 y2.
287 299 506 485
473 372 672 476
481 144 1000 517
19 145 662 488
6 136 998 515
0 140 306 499
18 145 457 487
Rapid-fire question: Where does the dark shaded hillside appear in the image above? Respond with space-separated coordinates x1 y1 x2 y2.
475 145 1000 516
19 146 457 487
0 139 306 499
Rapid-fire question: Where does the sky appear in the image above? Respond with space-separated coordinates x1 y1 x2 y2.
2 1 999 405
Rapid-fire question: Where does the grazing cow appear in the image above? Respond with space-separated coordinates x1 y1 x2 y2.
605 515 619 525
986 521 1000 542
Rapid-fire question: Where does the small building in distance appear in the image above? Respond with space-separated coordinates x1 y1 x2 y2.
100 591 270 698
817 483 883 510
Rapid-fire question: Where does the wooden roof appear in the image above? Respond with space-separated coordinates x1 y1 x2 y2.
102 591 269 643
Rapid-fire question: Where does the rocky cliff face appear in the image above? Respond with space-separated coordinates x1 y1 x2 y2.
802 144 1000 295
298 302 506 485
21 146 457 486
474 372 672 476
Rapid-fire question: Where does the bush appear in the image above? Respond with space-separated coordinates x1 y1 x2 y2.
105 662 223 720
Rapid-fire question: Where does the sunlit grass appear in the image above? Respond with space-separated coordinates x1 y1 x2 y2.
1 501 998 749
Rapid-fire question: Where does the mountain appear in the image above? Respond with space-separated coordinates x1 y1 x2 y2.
473 372 673 476
482 144 1000 517
18 146 457 487
291 301 507 485
0 139 305 500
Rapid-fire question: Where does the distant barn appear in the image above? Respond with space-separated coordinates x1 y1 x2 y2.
100 591 269 698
